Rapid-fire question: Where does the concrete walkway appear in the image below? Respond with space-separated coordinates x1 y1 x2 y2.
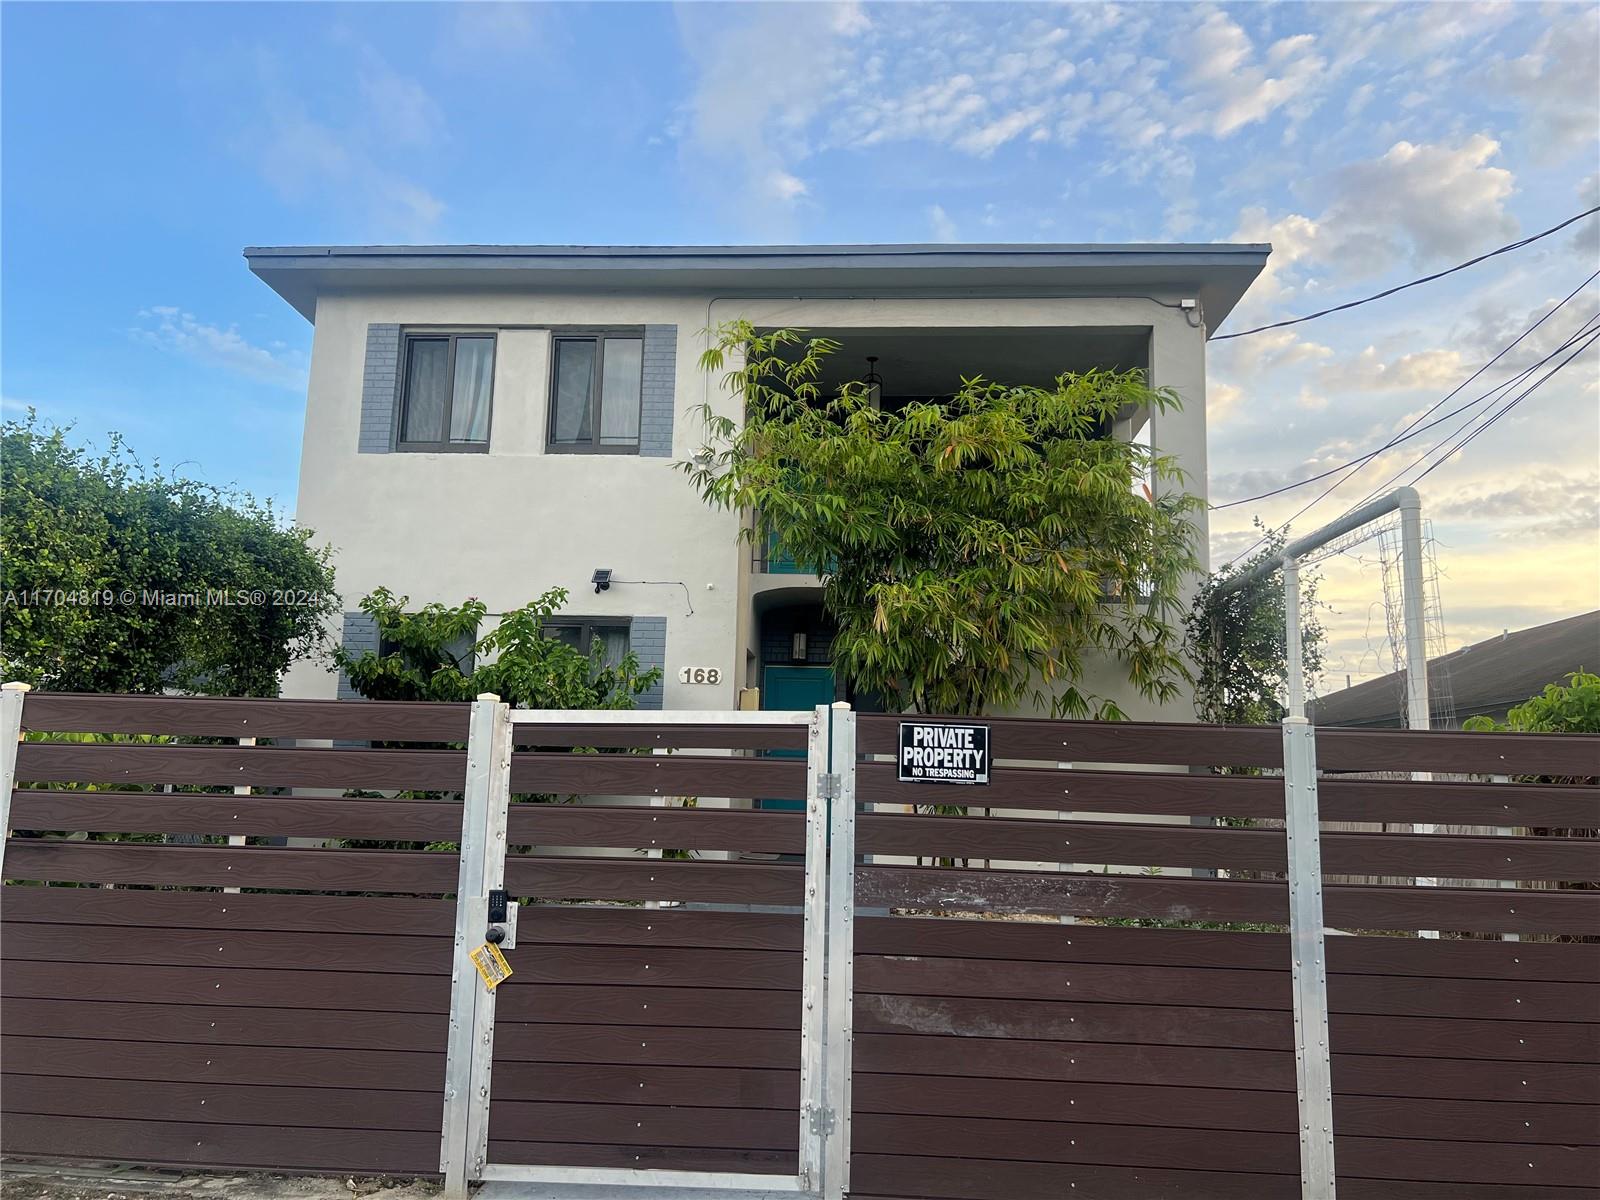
0 1164 439 1200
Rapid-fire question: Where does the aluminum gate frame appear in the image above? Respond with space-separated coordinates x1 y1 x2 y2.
440 699 858 1200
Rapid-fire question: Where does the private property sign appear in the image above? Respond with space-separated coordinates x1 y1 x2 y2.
898 721 991 785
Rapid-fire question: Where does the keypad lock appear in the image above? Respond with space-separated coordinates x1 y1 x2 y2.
485 888 516 948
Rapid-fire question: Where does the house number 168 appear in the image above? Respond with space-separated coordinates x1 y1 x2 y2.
677 666 722 685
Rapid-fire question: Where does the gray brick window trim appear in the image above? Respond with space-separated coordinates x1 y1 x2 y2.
639 325 677 458
631 616 667 710
337 612 380 700
359 324 402 453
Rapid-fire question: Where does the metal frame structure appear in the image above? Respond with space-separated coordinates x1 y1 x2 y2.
821 704 857 1200
1212 487 1440 1197
0 682 28 876
1282 717 1336 1198
441 703 855 1200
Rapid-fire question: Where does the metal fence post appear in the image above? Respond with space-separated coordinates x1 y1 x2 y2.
0 682 29 876
441 694 510 1197
798 705 831 1192
823 702 857 1200
1283 716 1336 1198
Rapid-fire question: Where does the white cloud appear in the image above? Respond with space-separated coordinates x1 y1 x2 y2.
1432 472 1600 538
764 170 810 204
829 1 871 37
358 49 446 148
1318 346 1470 393
1225 134 1519 326
1323 135 1517 272
1173 12 1328 137
674 2 865 225
1209 379 1244 424
927 204 958 242
254 104 446 236
1224 327 1336 375
134 308 306 388
244 46 446 237
1482 6 1600 164
953 104 1050 156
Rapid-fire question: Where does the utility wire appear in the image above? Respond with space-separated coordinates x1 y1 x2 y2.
1212 269 1600 511
1334 320 1600 516
1372 327 1598 494
1213 207 1599 341
1214 312 1600 572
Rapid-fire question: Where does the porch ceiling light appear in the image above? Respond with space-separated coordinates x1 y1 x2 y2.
863 356 883 411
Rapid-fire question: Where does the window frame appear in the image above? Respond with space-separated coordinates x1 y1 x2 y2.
394 330 497 454
545 329 646 455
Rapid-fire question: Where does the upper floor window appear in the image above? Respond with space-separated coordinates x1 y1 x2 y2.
549 332 644 453
397 333 495 452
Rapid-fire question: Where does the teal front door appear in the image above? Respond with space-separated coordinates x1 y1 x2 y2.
761 665 835 811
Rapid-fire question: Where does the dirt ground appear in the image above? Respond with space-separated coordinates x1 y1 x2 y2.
0 1165 439 1200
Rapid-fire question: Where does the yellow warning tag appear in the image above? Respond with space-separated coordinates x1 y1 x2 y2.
469 942 513 990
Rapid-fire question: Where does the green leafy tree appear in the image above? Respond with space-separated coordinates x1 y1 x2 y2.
681 322 1202 719
1464 670 1600 738
1 413 337 696
332 585 661 709
1185 522 1327 726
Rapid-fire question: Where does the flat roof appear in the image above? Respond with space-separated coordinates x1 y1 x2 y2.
245 241 1271 332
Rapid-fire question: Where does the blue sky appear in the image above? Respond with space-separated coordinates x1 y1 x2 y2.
4 1 1597 687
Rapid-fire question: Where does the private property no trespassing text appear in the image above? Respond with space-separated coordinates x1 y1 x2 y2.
899 722 991 785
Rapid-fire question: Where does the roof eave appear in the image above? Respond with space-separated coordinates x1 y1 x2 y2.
244 241 1272 328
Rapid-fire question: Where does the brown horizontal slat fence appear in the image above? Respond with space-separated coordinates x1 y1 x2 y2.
849 713 1599 1198
18 690 470 742
2 693 467 1177
5 694 1596 1195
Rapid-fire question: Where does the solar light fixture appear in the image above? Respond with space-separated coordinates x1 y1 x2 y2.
591 568 613 594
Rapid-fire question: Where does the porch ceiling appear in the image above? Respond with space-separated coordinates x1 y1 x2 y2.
799 326 1150 396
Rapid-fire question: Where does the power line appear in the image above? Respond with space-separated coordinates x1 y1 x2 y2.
1212 270 1600 512
1332 321 1600 516
1214 311 1600 571
1213 207 1599 341
1386 328 1597 491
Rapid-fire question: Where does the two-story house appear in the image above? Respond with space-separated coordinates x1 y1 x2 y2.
248 243 1269 719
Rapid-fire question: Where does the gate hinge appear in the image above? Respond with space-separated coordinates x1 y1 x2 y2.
807 1104 837 1136
817 774 841 801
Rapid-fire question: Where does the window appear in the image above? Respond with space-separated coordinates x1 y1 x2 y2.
380 627 478 674
397 333 495 451
546 618 631 668
548 332 644 453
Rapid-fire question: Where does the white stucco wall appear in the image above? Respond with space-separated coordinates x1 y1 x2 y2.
283 287 1212 725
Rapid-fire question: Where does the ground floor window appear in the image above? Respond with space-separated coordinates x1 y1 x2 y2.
546 618 630 668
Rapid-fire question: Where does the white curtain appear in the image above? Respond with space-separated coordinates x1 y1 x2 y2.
449 337 495 444
401 339 449 442
600 337 643 446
